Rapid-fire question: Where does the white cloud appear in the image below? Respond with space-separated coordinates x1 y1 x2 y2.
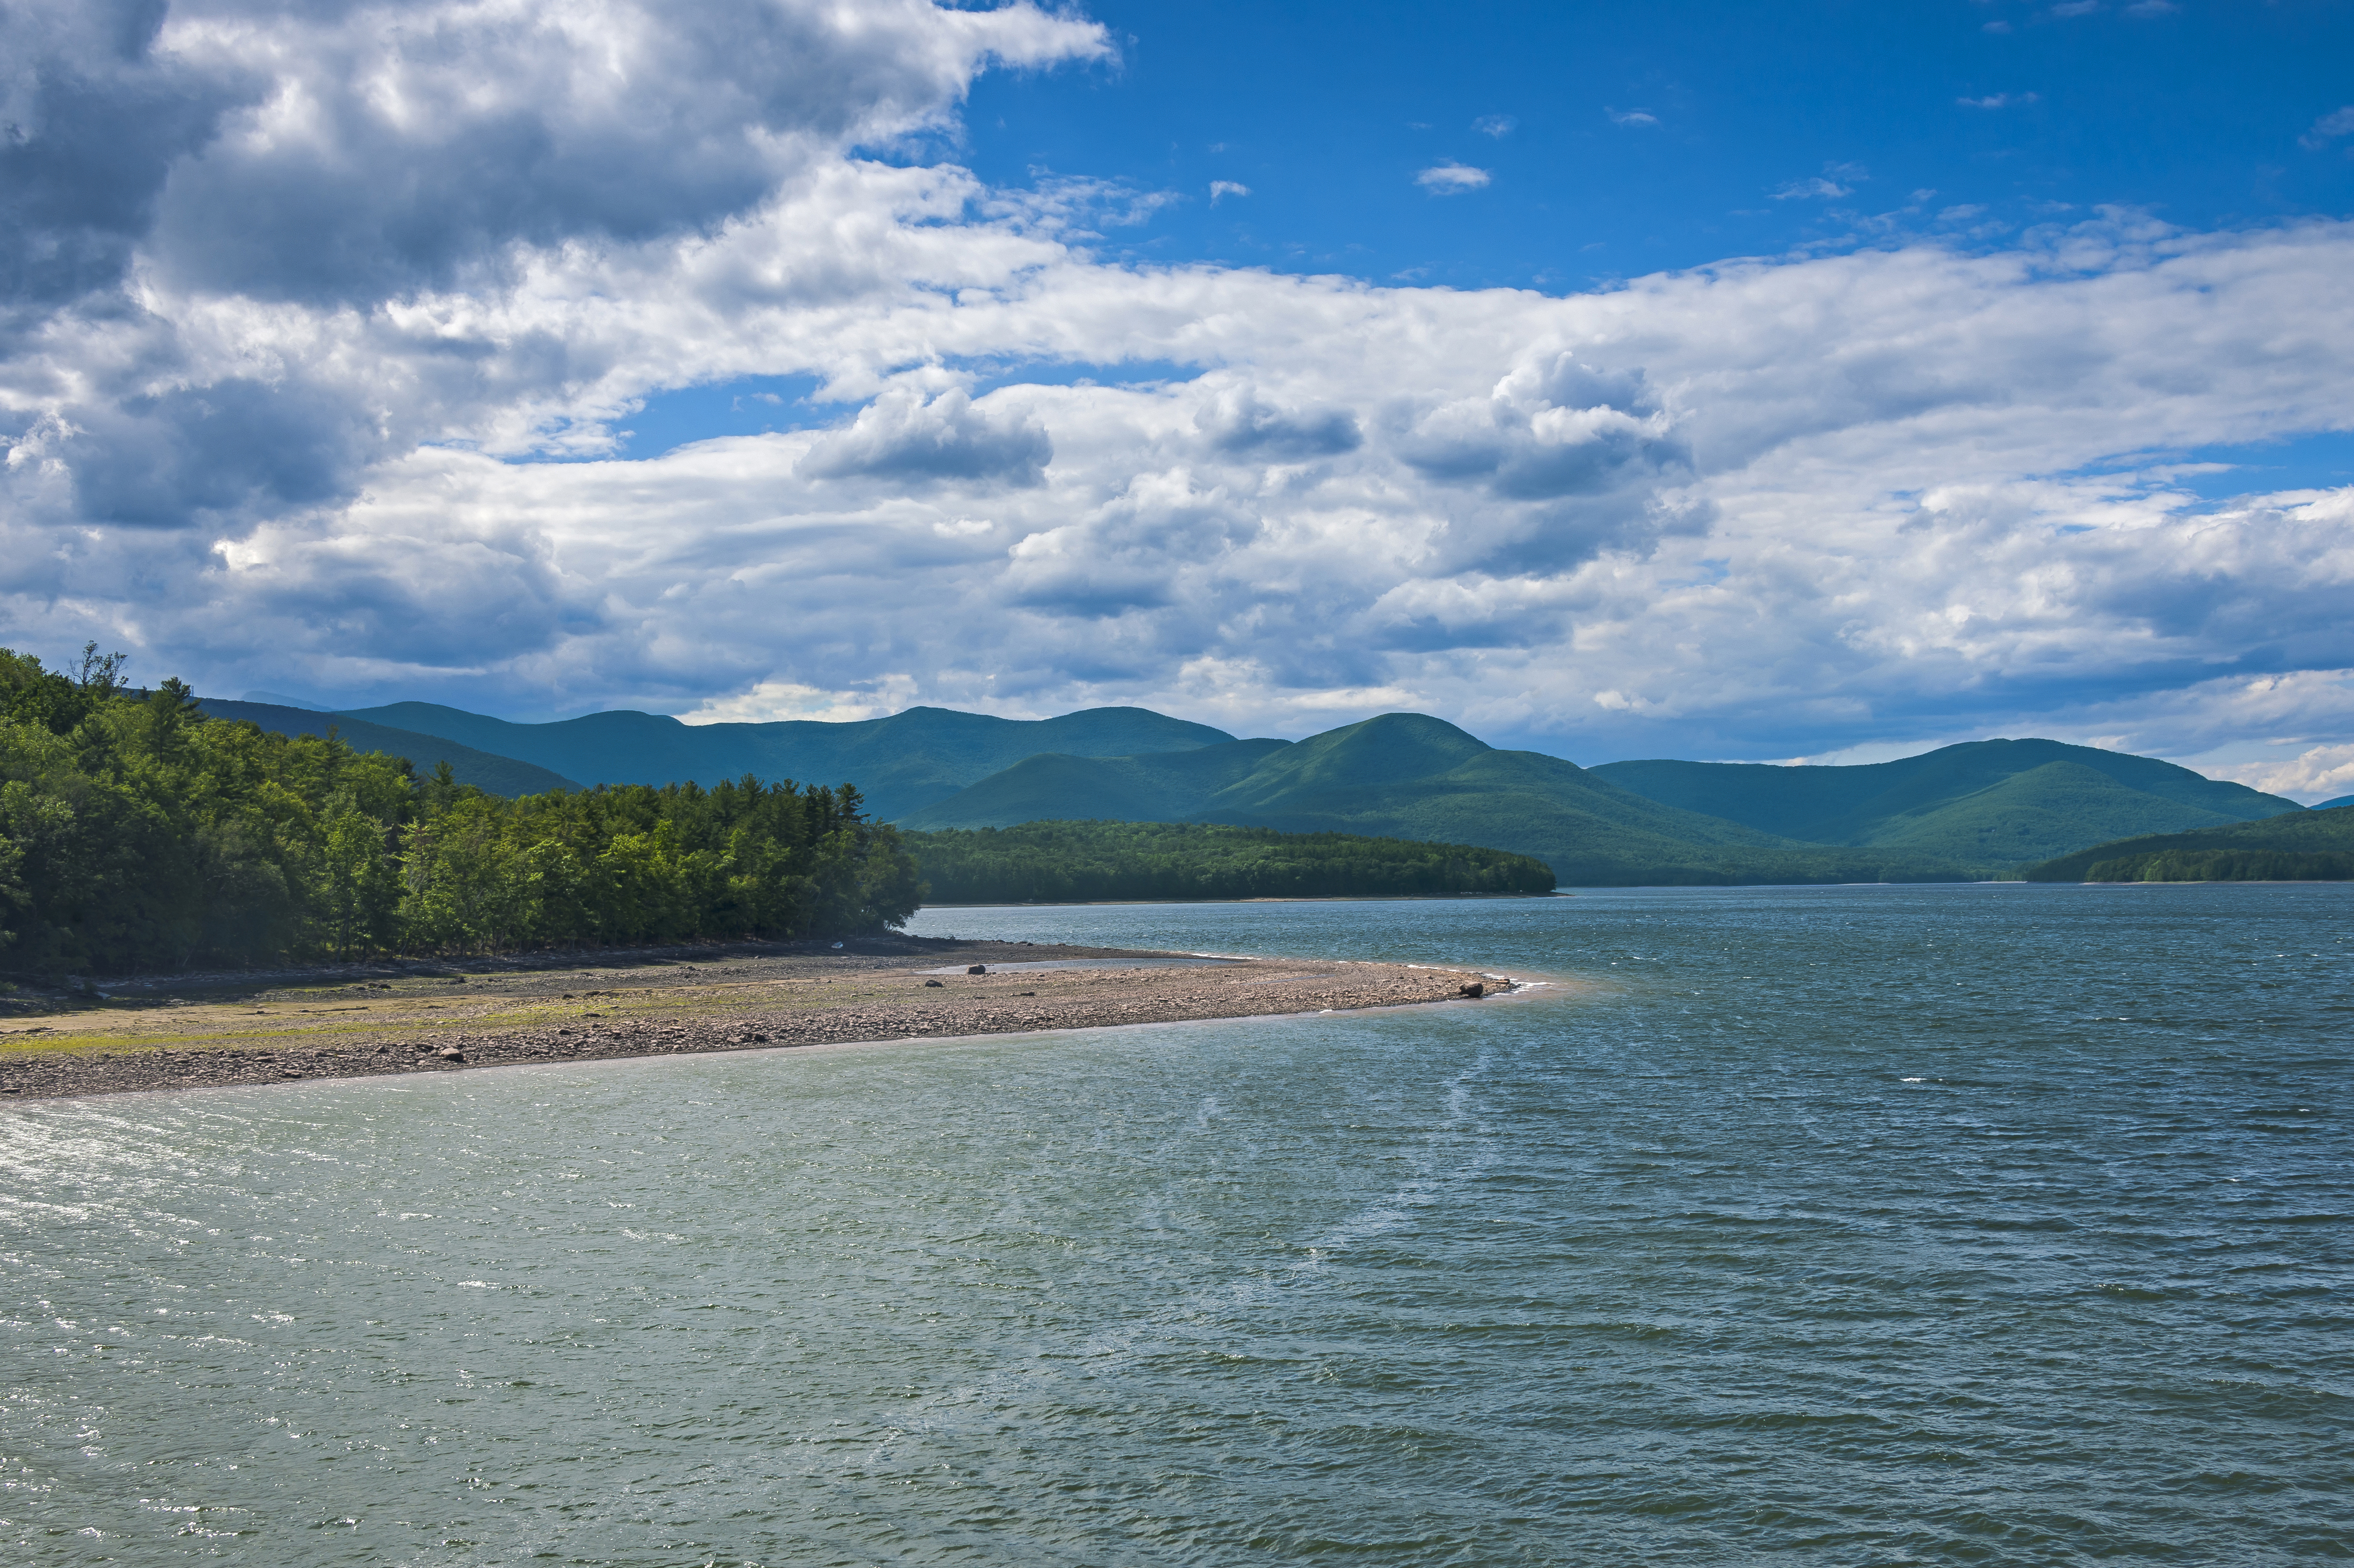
1607 108 1659 127
1958 92 2040 109
1771 176 1852 200
1209 180 1250 204
797 388 1051 487
1473 115 1516 137
2197 740 2354 803
681 676 920 725
4 0 2354 783
2301 106 2354 152
1415 162 1492 194
1772 161 1867 201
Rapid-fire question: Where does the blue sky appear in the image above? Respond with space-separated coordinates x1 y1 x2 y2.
951 0 2354 287
3 0 2354 798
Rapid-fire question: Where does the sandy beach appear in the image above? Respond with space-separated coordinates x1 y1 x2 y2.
0 935 1513 1101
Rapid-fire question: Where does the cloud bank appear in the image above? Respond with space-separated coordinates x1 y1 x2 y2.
3 0 2353 795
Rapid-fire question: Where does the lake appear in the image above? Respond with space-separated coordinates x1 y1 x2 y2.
3 884 2348 1564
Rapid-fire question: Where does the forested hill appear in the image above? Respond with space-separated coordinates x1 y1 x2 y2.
329 701 1235 821
903 822 1555 904
905 713 1981 887
1589 740 2301 865
197 698 579 797
907 717 2310 884
2022 805 2354 882
1 648 921 974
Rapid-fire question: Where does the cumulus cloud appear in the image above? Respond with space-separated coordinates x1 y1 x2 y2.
1209 180 1250 204
1473 115 1516 137
4 0 2354 785
2200 738 2354 802
0 0 1107 532
149 0 1107 306
1415 162 1491 194
1607 108 1659 127
1194 388 1361 460
798 389 1052 487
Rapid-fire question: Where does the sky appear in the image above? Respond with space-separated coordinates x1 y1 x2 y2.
4 0 2354 798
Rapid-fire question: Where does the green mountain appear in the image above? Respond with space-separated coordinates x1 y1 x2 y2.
2318 794 2354 811
196 699 581 797
336 701 1233 821
1590 739 2300 864
219 692 2302 887
2022 804 2354 882
923 738 1292 824
905 713 1978 886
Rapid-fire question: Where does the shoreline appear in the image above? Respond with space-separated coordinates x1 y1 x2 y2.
0 937 1517 1102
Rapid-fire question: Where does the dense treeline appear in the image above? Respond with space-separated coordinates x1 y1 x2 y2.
2025 804 2354 882
2082 849 2354 883
902 820 1556 903
0 647 923 975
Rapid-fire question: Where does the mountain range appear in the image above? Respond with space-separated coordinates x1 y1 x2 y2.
1587 740 2294 865
323 701 1225 823
204 696 2308 885
899 716 2300 883
196 699 583 797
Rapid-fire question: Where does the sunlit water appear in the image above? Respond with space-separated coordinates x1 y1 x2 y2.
3 885 2348 1565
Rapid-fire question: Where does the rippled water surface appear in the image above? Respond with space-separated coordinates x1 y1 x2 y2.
4 885 2349 1564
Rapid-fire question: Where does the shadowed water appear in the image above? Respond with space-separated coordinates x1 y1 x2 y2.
3 885 2348 1564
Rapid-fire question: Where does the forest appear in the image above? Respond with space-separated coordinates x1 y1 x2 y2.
2081 848 2354 883
901 819 1556 904
0 647 923 975
2025 802 2354 882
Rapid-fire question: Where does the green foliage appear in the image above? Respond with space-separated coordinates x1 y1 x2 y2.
906 715 1981 886
1592 742 2301 864
2024 803 2354 882
903 821 1556 902
195 699 582 797
0 647 922 974
2082 849 2354 883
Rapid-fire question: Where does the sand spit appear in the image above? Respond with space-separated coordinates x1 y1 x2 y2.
0 936 1512 1101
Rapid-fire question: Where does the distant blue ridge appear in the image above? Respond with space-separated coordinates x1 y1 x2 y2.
203 693 2320 884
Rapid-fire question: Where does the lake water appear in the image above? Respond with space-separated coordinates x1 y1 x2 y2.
3 885 2348 1565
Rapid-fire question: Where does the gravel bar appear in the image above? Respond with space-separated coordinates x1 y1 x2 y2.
0 936 1514 1101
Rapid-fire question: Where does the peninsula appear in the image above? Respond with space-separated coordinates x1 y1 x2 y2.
0 935 1513 1101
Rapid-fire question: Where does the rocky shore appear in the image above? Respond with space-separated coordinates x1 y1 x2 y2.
0 936 1514 1101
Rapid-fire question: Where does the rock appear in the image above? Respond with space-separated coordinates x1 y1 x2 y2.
925 979 945 988
967 964 987 975
1459 981 1485 998
436 1046 464 1062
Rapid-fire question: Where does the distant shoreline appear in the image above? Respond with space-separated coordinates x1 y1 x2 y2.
918 891 1569 907
0 936 1517 1103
